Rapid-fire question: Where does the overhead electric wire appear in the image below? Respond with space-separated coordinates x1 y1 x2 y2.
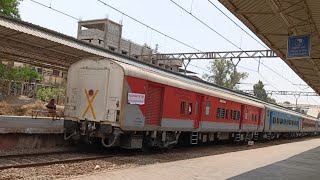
29 0 202 52
170 0 318 103
29 0 318 104
29 0 80 20
206 1 316 98
207 0 269 49
206 0 313 91
97 0 202 52
170 0 241 50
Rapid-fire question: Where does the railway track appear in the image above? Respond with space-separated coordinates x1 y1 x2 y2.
0 151 127 170
1 136 318 171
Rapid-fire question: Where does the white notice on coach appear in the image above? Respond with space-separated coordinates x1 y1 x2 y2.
128 93 145 105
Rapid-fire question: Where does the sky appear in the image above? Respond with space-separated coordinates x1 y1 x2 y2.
19 0 320 105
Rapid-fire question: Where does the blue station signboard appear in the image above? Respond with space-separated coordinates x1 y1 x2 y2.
287 35 311 59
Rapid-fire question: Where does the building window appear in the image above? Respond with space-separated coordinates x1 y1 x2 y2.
121 51 128 55
37 68 42 74
205 101 210 116
52 70 60 76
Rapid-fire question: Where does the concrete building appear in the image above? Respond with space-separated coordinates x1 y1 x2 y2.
77 18 182 72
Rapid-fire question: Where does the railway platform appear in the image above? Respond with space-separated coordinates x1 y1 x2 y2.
0 115 65 151
0 115 64 134
71 138 320 180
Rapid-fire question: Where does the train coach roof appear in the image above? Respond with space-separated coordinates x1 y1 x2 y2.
118 60 264 108
103 58 318 120
265 105 318 121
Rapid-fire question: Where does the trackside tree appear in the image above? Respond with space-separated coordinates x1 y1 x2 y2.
0 0 21 19
253 80 276 103
202 58 248 90
0 64 41 81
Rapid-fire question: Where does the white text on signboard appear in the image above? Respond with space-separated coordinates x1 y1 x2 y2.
128 93 145 105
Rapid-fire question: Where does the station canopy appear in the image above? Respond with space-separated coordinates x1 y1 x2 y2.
219 0 320 94
0 15 122 71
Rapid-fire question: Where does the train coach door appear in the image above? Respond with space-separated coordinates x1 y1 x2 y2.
240 105 247 130
145 84 164 126
269 111 273 131
78 69 109 121
194 95 204 129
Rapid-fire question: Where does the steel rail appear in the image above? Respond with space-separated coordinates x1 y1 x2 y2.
0 151 131 170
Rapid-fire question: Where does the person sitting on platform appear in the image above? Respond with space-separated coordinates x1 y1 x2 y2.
46 98 57 120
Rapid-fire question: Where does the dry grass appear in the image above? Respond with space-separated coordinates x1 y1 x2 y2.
0 96 64 116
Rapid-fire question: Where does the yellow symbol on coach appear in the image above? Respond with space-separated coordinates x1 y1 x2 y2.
82 89 99 119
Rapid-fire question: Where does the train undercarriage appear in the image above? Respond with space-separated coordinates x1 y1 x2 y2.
64 120 319 150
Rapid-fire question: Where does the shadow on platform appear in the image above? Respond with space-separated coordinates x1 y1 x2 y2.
229 145 320 180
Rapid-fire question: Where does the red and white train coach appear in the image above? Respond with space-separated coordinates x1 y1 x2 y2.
64 58 265 149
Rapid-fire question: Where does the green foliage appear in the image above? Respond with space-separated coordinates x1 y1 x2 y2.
37 86 65 104
253 80 268 100
253 80 276 103
267 97 276 104
0 64 41 81
283 101 291 105
0 63 6 78
0 0 21 19
202 59 248 90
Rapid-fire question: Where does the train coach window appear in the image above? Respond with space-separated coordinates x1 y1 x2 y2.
216 108 220 118
273 117 276 124
230 110 233 119
233 110 237 120
222 108 226 118
252 114 254 121
180 102 186 115
255 115 258 122
205 101 210 116
216 108 226 119
233 110 240 120
188 103 192 115
226 109 229 119
195 102 199 116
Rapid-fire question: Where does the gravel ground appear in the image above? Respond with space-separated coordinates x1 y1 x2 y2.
0 136 319 180
0 147 76 157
